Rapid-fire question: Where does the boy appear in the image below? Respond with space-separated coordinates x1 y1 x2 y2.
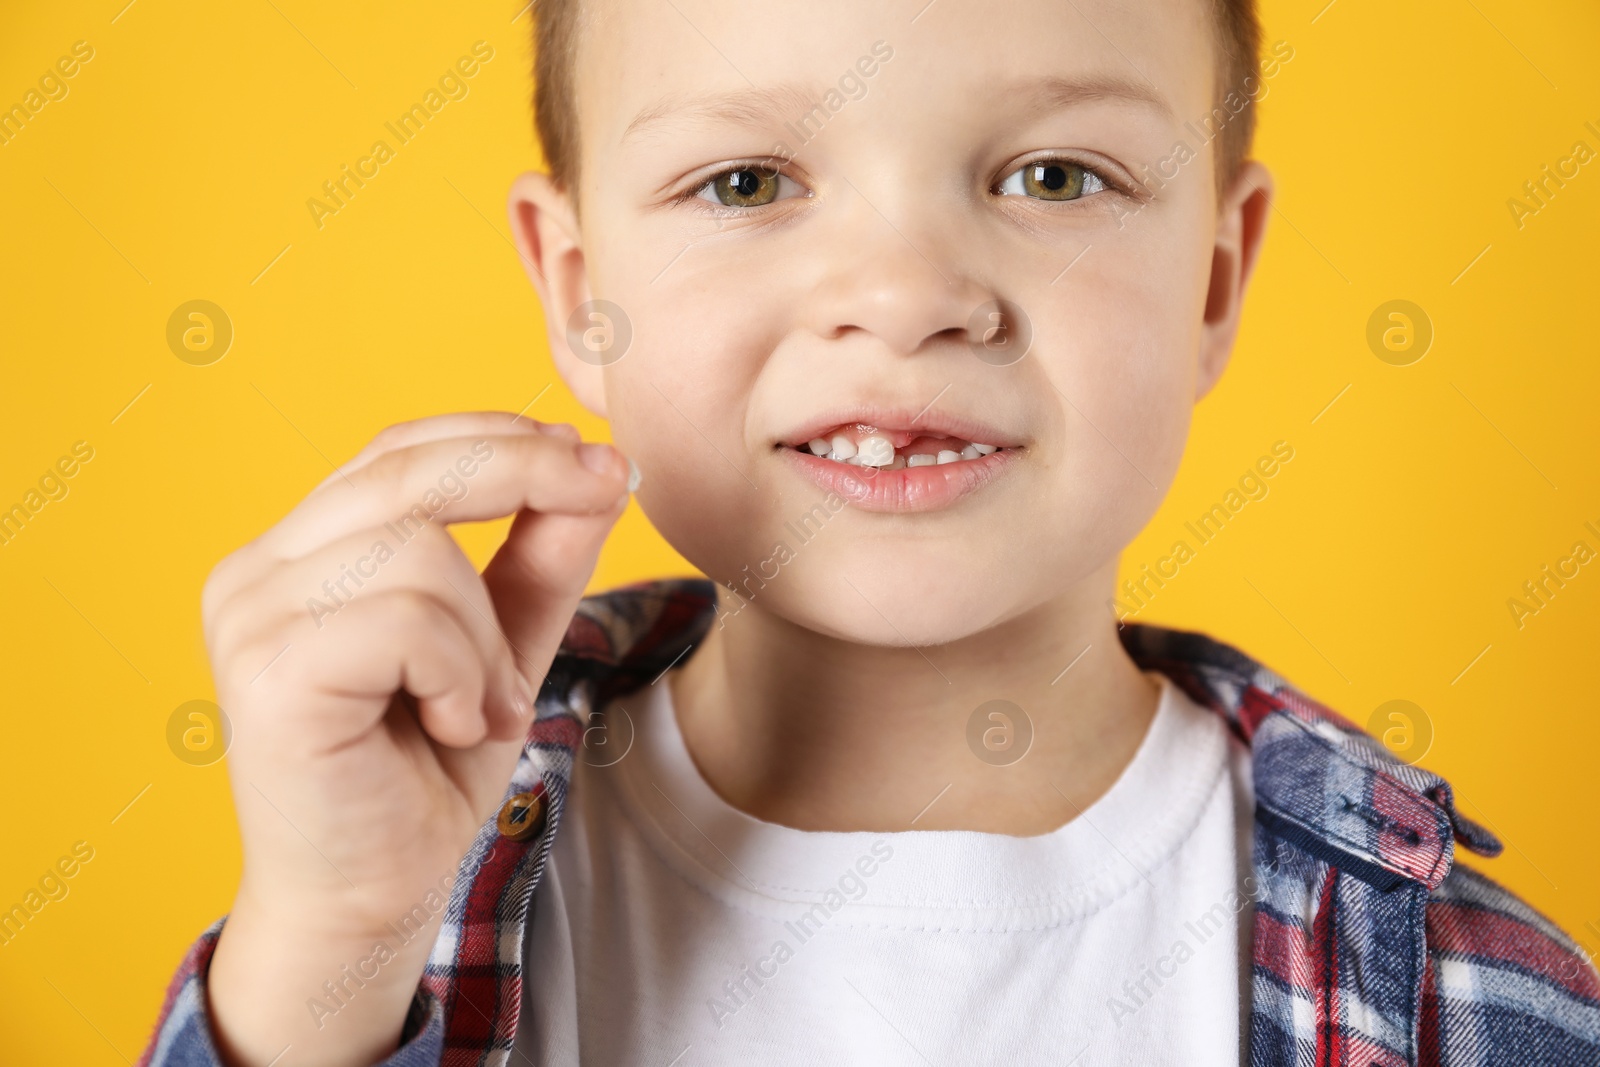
140 0 1599 1063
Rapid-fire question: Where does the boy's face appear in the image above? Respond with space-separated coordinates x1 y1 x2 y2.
517 0 1270 645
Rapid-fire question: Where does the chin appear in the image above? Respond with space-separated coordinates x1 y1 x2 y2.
746 560 1028 649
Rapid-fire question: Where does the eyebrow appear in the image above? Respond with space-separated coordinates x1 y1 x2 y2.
622 82 829 145
620 72 1173 146
1020 72 1174 123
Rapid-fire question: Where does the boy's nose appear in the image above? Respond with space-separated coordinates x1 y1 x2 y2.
800 201 996 359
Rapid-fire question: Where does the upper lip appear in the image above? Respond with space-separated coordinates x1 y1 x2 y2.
777 404 1025 450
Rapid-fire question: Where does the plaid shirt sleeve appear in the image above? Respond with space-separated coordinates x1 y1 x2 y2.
1124 623 1600 1066
1421 864 1600 1063
133 918 446 1066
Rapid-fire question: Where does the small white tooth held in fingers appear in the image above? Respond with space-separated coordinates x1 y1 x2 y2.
830 435 857 461
626 457 642 493
971 443 998 455
907 454 936 467
937 450 961 465
856 435 894 467
808 438 831 456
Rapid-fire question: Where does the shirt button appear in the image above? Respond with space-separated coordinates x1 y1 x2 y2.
496 788 548 842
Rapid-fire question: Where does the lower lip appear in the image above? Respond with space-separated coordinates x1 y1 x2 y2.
778 447 1019 513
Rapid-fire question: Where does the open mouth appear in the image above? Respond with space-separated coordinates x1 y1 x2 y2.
775 410 1024 512
783 424 1009 470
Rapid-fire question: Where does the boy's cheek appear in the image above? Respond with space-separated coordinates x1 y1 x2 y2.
623 454 768 590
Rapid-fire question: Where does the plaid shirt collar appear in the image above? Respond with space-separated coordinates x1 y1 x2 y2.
550 579 1503 890
140 578 1600 1067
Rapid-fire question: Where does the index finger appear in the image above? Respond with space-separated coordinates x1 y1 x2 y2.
261 432 632 560
310 411 571 493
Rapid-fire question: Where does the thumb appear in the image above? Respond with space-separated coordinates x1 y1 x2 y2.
480 483 631 691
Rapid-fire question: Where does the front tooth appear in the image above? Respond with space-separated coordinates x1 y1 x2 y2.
960 443 982 460
808 438 831 455
856 435 894 466
907 454 936 467
971 443 998 455
936 450 961 464
830 435 857 461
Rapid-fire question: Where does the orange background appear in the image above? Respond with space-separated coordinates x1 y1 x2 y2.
1 0 1597 1060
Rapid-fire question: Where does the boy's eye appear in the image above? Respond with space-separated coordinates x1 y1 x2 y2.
995 160 1109 201
694 166 804 208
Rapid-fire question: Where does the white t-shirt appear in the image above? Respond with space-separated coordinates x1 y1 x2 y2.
515 672 1255 1066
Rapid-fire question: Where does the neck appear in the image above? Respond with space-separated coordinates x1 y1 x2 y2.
668 562 1161 835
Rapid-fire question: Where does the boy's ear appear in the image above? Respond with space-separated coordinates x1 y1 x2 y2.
1196 160 1273 402
508 171 608 418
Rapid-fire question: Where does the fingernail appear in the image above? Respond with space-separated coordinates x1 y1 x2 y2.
626 457 642 493
577 442 619 475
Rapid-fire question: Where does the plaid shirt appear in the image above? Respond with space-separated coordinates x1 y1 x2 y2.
139 579 1600 1066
